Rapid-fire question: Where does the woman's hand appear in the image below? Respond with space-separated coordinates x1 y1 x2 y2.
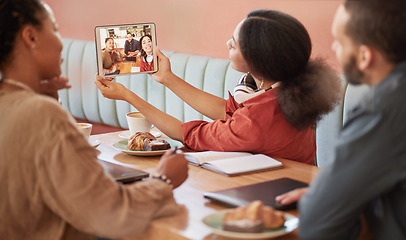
275 187 308 206
39 76 71 100
94 74 130 101
155 149 189 189
150 48 174 85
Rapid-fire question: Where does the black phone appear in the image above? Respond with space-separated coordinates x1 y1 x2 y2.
98 159 149 184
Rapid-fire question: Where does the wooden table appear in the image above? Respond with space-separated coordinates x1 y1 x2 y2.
90 130 320 240
118 60 140 74
109 58 140 74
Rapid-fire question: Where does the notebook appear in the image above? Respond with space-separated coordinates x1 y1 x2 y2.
98 159 149 184
184 151 283 176
204 177 308 210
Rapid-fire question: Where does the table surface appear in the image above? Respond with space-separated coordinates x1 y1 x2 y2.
90 130 320 240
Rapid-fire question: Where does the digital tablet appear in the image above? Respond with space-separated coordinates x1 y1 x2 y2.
94 23 158 77
98 159 149 184
204 178 308 211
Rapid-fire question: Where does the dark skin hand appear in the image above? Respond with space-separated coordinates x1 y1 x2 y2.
155 149 189 189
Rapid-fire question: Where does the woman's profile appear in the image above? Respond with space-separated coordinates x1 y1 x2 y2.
0 0 188 238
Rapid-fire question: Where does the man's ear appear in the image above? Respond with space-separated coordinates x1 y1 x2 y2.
20 25 38 49
357 45 373 71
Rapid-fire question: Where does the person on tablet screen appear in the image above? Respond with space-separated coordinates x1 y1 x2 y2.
139 35 154 72
124 33 139 62
96 9 342 165
276 0 406 239
0 0 189 239
102 37 123 75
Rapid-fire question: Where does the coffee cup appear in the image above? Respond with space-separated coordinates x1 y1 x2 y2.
126 112 152 136
75 123 92 140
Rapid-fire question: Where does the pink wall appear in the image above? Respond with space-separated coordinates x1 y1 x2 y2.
46 0 342 70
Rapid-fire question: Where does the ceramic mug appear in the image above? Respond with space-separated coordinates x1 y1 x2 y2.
126 112 152 135
75 123 92 140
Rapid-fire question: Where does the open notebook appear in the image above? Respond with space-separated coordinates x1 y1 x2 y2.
204 178 308 210
184 151 283 176
98 159 149 184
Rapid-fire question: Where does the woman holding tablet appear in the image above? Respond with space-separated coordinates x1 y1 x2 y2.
96 9 342 165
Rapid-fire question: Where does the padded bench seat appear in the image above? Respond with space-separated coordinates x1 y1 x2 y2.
59 38 370 167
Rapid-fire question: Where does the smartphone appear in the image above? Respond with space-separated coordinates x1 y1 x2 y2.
94 23 158 77
98 159 149 184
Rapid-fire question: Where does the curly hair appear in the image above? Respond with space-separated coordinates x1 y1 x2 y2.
238 9 342 130
0 0 46 66
277 58 343 130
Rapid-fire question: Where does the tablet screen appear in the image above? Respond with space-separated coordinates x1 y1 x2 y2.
204 178 308 210
94 23 158 77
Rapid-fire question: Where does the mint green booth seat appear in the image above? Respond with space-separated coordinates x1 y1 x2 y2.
315 81 370 167
59 38 371 168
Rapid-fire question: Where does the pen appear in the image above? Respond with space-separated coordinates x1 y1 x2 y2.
172 147 178 154
172 146 182 154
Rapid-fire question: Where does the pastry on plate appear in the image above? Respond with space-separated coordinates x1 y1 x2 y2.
223 200 285 233
127 132 170 151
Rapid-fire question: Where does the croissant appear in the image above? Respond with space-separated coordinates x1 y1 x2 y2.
223 200 285 233
127 132 156 151
127 132 171 151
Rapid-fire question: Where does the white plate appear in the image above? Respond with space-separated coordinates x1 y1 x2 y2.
89 139 101 148
118 130 162 139
202 209 298 239
113 138 183 156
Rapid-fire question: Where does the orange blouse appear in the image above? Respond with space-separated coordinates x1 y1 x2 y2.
140 56 154 72
182 89 316 165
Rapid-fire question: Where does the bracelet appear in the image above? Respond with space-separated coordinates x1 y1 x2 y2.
151 173 172 186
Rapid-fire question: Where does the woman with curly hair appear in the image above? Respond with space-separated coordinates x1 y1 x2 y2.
96 9 342 165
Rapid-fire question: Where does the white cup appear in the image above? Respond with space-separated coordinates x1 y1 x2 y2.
126 112 152 135
75 123 92 140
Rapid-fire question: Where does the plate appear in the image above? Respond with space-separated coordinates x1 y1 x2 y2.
118 130 162 139
89 139 101 148
202 209 298 239
113 138 183 156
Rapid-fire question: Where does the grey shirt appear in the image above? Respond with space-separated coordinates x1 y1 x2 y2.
299 61 406 240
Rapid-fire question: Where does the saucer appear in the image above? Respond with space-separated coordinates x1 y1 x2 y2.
118 130 162 139
89 139 101 148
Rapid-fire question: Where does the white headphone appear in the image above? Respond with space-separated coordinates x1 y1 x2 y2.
146 55 153 63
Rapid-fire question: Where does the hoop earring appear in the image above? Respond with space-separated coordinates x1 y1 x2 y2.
258 78 264 91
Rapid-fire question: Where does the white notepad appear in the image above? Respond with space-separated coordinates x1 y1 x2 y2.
184 151 283 176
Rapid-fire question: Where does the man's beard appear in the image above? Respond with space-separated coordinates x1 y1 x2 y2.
343 55 365 85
